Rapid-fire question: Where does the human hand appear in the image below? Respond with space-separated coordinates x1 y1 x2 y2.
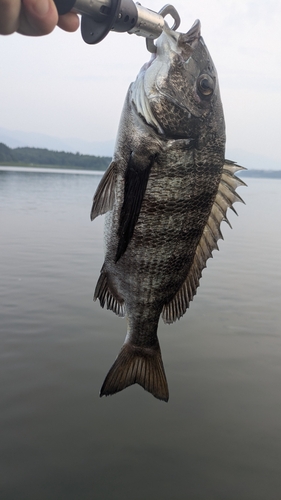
0 0 79 36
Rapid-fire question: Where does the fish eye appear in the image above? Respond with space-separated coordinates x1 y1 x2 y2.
197 74 215 96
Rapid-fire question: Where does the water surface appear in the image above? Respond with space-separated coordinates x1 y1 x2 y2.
1 169 281 500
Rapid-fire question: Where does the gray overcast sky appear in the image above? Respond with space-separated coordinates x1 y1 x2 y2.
0 0 281 167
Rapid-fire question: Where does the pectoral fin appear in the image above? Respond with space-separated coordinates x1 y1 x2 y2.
115 152 156 263
91 161 117 220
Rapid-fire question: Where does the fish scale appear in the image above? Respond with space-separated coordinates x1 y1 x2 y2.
91 20 246 401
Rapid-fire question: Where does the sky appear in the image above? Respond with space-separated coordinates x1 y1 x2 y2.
0 0 281 168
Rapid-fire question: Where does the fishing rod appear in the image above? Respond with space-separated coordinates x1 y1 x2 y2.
54 0 181 52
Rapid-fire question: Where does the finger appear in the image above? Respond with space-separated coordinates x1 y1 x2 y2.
0 0 21 35
17 0 59 36
57 12 79 33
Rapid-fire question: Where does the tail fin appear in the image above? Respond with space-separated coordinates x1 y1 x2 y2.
100 343 169 402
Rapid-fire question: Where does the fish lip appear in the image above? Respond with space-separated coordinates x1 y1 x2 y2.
186 19 201 38
184 19 201 46
160 19 201 50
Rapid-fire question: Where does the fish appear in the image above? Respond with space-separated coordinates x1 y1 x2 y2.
91 20 246 402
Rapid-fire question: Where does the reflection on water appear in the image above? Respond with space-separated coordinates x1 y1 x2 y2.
1 169 281 500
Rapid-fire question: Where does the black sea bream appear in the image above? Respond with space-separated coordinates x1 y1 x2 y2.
91 20 245 402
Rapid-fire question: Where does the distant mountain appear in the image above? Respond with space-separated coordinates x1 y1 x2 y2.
0 127 114 157
0 143 111 170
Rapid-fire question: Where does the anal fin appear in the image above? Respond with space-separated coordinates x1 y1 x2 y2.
94 269 125 317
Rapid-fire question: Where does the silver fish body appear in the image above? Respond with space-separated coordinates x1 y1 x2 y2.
91 20 245 401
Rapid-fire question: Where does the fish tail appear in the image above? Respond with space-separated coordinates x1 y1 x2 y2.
100 342 169 402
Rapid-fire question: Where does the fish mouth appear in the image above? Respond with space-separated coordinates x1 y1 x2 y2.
184 19 201 46
159 18 201 54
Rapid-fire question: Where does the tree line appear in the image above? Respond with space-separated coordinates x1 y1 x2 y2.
0 142 111 170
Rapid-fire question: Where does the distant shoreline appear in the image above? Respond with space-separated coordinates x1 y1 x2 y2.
0 143 110 171
1 163 281 179
238 170 281 179
0 162 107 171
1 143 280 178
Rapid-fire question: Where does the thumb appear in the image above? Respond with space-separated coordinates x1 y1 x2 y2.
18 0 58 36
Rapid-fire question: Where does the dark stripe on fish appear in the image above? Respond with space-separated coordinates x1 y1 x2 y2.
115 152 156 263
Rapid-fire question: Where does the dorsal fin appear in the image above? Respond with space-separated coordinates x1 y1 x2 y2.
162 161 246 324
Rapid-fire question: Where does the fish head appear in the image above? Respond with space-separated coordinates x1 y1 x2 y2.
135 20 225 146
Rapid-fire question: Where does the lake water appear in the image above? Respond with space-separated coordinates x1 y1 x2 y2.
1 167 281 500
